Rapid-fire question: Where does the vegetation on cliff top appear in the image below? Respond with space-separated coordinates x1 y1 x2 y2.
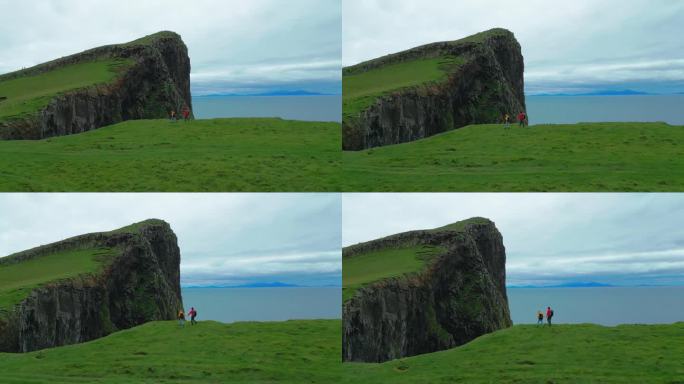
342 122 684 191
342 322 684 383
0 319 341 384
0 118 341 192
0 247 118 312
342 218 492 302
342 56 464 119
0 58 132 122
342 28 513 119
343 245 444 302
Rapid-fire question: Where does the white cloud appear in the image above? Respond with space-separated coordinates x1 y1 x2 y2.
342 193 684 285
343 0 684 93
0 0 341 93
0 193 342 286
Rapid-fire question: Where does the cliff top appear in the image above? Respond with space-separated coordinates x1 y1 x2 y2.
342 28 517 118
342 217 494 302
0 219 169 313
0 31 184 122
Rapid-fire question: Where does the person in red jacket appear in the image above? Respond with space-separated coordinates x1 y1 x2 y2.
546 306 554 326
189 307 198 325
182 105 191 122
517 111 527 127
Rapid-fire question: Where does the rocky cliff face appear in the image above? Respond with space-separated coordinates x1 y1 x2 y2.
343 28 526 150
0 219 183 353
0 31 192 140
342 218 511 362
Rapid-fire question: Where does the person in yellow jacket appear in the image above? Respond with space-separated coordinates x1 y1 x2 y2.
536 310 544 326
178 309 186 327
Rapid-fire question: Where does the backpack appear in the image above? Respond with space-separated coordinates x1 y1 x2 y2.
550 310 554 317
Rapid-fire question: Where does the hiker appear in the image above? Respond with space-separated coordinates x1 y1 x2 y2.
178 309 185 327
169 110 177 122
536 310 544 326
189 307 197 325
182 106 191 122
546 306 554 326
517 111 526 127
503 113 511 129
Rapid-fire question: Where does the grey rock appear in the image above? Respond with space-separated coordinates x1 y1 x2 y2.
342 218 511 362
0 31 192 140
0 219 183 352
343 28 526 150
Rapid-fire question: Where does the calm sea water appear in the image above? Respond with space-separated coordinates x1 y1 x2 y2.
192 95 341 122
181 287 341 323
526 95 684 125
508 286 684 326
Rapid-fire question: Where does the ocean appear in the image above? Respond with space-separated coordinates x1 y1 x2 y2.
192 95 341 122
508 286 684 326
526 95 684 126
181 287 341 323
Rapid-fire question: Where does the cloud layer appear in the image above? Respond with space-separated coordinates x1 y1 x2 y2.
0 194 341 287
343 0 684 94
343 193 684 286
0 0 341 95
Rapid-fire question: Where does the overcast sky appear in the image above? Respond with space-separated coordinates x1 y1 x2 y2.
0 194 341 287
0 0 341 95
343 194 684 287
343 0 684 94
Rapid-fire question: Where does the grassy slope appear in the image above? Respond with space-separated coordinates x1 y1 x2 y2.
342 56 463 119
0 59 131 121
342 122 684 191
0 118 341 191
343 323 684 383
0 248 117 312
342 245 443 302
0 319 342 384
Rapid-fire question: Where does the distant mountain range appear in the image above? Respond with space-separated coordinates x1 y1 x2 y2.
531 89 653 97
196 90 334 97
182 282 343 288
508 282 614 288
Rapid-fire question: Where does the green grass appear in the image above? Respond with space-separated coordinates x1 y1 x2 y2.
0 247 118 312
342 56 464 119
0 58 132 121
0 118 341 191
0 319 341 383
343 245 444 302
342 122 684 191
342 323 684 383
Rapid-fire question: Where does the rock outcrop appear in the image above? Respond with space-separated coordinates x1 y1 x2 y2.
343 28 526 150
0 31 192 140
342 218 511 362
0 219 182 353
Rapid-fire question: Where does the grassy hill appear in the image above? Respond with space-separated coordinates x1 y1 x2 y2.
342 323 684 383
342 122 684 191
0 118 341 191
0 319 341 384
0 59 131 122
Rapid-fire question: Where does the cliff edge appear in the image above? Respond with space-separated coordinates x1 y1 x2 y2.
0 219 183 352
342 217 512 362
342 28 526 150
0 31 192 140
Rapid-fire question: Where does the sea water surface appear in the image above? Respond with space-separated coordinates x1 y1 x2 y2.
181 287 341 323
192 95 341 122
508 286 684 326
526 95 684 125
